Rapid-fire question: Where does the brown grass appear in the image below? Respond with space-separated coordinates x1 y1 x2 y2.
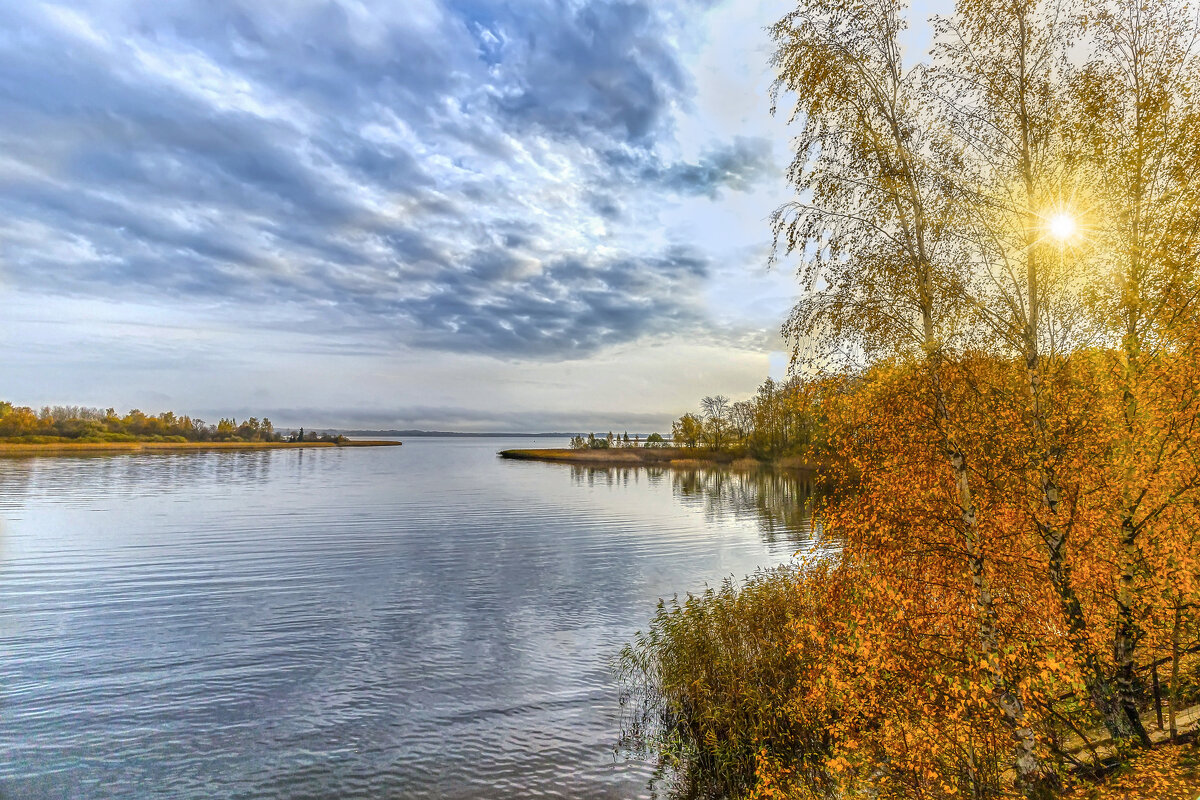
499 447 824 471
499 448 647 464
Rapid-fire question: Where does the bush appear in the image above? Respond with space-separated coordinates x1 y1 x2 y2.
616 565 840 800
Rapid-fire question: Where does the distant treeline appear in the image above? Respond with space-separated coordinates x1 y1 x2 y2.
0 402 302 444
568 431 667 449
667 377 824 460
566 378 823 462
342 430 575 438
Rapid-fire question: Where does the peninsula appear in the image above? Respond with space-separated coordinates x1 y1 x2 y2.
499 447 819 471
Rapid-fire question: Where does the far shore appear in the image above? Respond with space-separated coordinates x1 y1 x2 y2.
0 440 402 456
498 447 822 471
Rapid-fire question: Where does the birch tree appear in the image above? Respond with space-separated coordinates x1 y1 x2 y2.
769 0 1058 793
1075 0 1200 746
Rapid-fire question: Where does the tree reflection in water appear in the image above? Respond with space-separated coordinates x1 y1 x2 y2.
568 464 824 547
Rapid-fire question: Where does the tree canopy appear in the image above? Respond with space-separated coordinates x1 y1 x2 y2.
620 0 1200 797
0 402 282 444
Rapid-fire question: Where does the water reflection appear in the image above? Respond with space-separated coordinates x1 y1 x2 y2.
0 439 814 800
0 448 341 509
568 464 820 547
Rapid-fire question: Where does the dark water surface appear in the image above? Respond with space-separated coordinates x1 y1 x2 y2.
0 438 815 799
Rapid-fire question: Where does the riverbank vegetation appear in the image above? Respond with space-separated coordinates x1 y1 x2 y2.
562 380 821 460
536 378 824 466
0 402 352 446
500 445 820 470
0 439 403 454
665 379 824 461
618 0 1200 797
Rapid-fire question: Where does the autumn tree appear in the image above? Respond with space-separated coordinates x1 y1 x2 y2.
925 0 1151 745
701 394 732 449
673 413 703 448
770 0 1059 790
625 0 1200 796
730 399 755 441
1074 0 1200 744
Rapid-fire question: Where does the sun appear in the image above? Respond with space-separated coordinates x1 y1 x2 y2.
1047 212 1077 242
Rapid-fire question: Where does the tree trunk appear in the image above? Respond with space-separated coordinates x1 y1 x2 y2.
927 334 1056 798
1170 601 1181 742
1114 517 1153 747
1043 522 1135 741
1109 248 1154 747
1025 343 1136 743
952 445 1057 798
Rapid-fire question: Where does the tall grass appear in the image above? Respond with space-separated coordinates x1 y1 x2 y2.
615 565 839 799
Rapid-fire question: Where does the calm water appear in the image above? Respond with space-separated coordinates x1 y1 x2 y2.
0 438 816 799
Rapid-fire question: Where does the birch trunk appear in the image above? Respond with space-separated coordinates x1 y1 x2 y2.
1170 602 1180 742
926 325 1055 797
1024 335 1135 743
1114 335 1153 746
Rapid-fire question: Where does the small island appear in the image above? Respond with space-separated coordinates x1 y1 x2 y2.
0 402 401 454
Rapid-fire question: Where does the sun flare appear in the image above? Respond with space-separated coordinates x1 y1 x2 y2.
1047 212 1077 241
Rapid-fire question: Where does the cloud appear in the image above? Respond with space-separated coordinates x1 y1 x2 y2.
0 0 781 360
482 0 686 144
651 137 776 197
398 246 711 356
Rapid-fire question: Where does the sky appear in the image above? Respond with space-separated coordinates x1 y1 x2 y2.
0 0 948 432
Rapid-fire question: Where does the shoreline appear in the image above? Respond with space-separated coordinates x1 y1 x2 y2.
498 447 822 471
0 440 402 456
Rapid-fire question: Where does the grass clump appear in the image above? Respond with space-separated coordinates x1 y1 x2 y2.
616 564 841 800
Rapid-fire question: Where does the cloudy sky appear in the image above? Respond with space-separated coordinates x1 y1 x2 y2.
0 0 947 431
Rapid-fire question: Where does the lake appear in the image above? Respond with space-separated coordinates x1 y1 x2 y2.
0 437 816 799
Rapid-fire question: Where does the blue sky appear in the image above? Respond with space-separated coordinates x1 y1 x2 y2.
0 0 947 431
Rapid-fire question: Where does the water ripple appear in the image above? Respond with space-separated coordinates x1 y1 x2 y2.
0 439 816 798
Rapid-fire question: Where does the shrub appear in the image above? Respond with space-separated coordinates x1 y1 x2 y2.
616 564 840 800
